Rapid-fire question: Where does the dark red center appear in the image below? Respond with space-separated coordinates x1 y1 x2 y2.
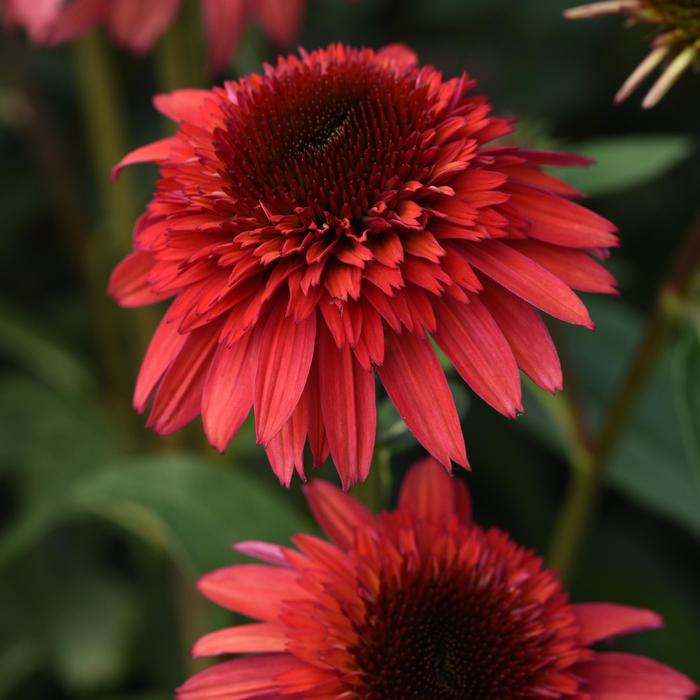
213 51 433 230
349 529 579 699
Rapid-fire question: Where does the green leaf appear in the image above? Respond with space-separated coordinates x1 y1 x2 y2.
552 135 694 197
73 455 310 574
519 299 700 539
0 302 95 396
672 323 700 484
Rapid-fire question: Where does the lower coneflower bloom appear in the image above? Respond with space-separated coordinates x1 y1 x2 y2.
565 0 700 107
1 0 307 71
109 44 618 487
179 458 697 699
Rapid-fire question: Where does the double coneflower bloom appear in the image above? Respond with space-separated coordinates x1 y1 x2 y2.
565 0 700 107
178 457 697 699
2 0 307 70
109 44 618 486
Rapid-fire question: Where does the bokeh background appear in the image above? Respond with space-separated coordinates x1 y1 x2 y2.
1 1 699 698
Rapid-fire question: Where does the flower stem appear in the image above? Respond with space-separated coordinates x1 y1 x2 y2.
72 33 158 433
548 208 700 579
156 0 207 93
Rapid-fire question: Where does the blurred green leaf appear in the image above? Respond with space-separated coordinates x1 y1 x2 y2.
520 299 700 539
554 135 694 197
74 455 310 574
0 302 95 396
672 323 700 481
42 559 134 692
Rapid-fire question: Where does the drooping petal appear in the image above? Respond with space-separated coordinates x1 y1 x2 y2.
177 655 300 700
579 652 697 698
147 327 218 434
198 565 308 620
153 89 212 123
377 331 467 468
318 323 376 488
434 295 522 417
107 251 169 307
255 0 305 46
572 603 663 645
133 315 188 412
112 137 178 180
200 0 247 72
106 0 181 53
399 456 471 523
303 480 375 549
265 394 308 487
192 623 287 657
480 282 562 393
462 240 593 327
46 0 106 44
254 307 317 444
202 330 258 452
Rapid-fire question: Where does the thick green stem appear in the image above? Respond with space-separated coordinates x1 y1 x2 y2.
548 209 700 579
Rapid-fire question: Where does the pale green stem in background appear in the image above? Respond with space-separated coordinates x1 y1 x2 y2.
548 209 700 580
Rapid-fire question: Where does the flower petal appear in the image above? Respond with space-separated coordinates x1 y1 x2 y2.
112 137 178 180
399 456 471 523
153 89 212 123
177 654 299 700
480 282 562 393
200 0 247 72
434 295 523 417
303 480 375 549
318 323 376 488
572 603 663 645
202 331 258 452
579 652 697 698
107 0 180 53
377 331 467 468
192 623 287 657
254 307 317 444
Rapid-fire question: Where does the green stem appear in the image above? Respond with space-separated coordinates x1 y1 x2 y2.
548 209 700 579
350 447 392 512
156 0 207 93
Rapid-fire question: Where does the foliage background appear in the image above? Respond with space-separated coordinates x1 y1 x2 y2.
1 0 699 698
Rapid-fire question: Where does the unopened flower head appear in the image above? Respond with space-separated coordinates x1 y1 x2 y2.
109 44 618 487
565 0 700 107
178 458 698 699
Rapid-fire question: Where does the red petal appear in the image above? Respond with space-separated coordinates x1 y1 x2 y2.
480 282 562 393
47 0 106 45
303 480 375 549
377 332 467 468
462 241 593 327
255 0 305 46
378 43 419 68
107 0 180 53
202 331 258 452
318 324 376 488
108 251 169 307
197 565 307 620
112 137 178 180
265 395 308 487
200 0 246 71
153 89 212 122
511 240 617 294
434 296 522 417
133 315 188 412
254 307 316 444
579 652 697 698
192 623 286 657
399 457 471 522
147 327 218 434
177 655 299 700
572 603 663 645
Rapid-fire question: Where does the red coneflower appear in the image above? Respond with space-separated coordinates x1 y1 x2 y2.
109 44 618 486
178 457 697 699
564 1 700 107
1 0 306 71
